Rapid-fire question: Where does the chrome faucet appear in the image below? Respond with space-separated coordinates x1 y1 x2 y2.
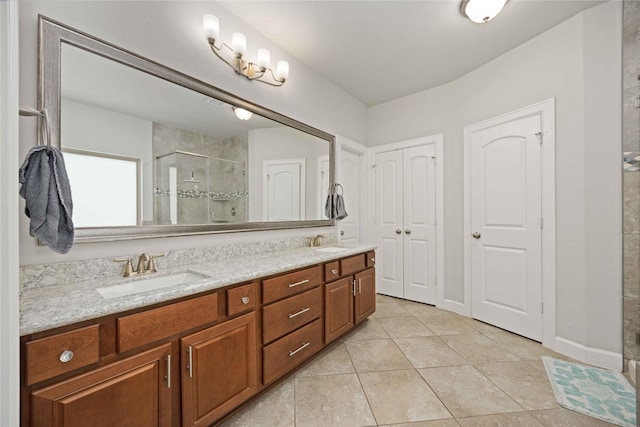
113 253 165 277
310 234 325 247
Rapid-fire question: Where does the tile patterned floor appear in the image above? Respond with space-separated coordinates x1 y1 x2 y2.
220 295 619 426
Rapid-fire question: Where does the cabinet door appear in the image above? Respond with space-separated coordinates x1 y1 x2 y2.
355 269 376 324
324 277 354 344
181 312 258 427
31 343 172 427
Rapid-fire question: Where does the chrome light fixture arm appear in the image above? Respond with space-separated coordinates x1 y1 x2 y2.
207 39 284 86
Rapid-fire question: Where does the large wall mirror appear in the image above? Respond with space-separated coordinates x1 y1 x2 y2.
38 16 335 242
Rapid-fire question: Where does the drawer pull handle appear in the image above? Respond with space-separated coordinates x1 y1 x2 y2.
288 342 310 357
59 350 74 363
288 279 309 288
359 278 362 294
165 355 171 389
187 346 193 378
371 257 375 263
331 269 338 275
288 307 310 319
241 296 250 304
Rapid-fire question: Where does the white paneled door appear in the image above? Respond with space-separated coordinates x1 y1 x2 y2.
375 145 437 304
263 159 304 221
470 114 542 341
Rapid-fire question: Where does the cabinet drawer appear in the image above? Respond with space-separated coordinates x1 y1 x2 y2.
366 251 376 268
25 324 100 385
340 254 365 276
324 261 341 281
262 287 322 344
117 293 218 352
227 282 257 317
263 318 323 384
262 265 323 304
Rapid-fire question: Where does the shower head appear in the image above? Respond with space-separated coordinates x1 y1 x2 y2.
183 170 201 184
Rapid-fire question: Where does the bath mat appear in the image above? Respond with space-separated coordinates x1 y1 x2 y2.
542 356 636 427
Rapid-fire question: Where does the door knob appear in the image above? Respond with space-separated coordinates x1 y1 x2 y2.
405 229 411 235
472 232 481 239
396 229 402 234
340 230 344 235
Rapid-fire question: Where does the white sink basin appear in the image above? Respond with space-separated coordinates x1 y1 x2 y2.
97 271 210 299
315 247 348 253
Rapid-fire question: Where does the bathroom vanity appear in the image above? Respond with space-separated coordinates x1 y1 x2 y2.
20 247 376 426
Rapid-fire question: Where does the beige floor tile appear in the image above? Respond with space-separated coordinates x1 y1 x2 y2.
476 360 559 411
482 331 560 360
346 338 413 372
529 408 620 426
441 334 520 365
394 336 468 368
399 302 445 316
457 412 544 426
371 302 414 318
419 365 523 417
383 420 461 427
294 374 376 426
341 318 390 342
219 377 295 427
455 316 505 334
378 316 435 338
416 315 479 335
296 342 355 377
377 293 402 304
358 369 452 425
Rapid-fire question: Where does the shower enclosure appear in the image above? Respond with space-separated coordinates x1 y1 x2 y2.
155 151 248 225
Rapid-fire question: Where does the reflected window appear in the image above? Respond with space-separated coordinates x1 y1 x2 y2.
63 149 140 227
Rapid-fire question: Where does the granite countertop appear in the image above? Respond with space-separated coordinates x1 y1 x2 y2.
20 244 376 336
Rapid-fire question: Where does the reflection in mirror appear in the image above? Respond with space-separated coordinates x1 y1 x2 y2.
41 14 335 241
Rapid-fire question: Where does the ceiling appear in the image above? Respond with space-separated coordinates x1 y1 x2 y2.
220 0 606 107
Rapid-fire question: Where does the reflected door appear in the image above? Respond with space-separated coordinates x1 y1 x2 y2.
263 159 304 221
339 148 362 244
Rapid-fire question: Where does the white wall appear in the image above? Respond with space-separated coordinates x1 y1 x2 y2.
368 2 623 361
0 0 20 425
18 1 367 265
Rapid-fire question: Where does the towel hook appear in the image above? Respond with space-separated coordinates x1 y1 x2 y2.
332 183 344 195
19 107 51 153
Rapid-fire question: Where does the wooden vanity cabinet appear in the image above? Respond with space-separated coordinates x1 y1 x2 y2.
324 252 376 344
181 312 258 427
31 343 172 427
23 251 375 427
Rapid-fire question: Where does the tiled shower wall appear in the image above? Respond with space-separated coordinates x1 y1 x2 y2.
623 0 640 366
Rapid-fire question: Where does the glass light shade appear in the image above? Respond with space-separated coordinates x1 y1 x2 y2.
463 0 508 23
233 107 253 120
231 32 247 55
275 60 289 81
202 15 219 40
256 48 271 69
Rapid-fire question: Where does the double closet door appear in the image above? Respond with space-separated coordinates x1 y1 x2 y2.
375 145 437 304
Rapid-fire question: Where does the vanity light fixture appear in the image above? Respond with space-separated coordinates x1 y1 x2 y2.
203 14 290 86
232 107 253 120
461 0 508 23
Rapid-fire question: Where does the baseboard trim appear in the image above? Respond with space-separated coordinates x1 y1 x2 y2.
438 299 465 315
555 336 623 371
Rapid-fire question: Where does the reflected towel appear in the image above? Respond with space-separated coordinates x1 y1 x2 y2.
324 194 348 221
19 146 74 254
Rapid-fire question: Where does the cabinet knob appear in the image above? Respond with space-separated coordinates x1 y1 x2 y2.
370 257 375 263
241 296 250 305
331 269 338 275
59 350 74 363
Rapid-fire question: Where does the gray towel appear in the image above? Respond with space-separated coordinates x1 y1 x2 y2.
324 194 348 221
19 146 74 254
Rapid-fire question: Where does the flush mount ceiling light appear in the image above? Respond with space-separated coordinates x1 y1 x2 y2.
461 0 508 23
203 14 289 87
232 107 253 120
